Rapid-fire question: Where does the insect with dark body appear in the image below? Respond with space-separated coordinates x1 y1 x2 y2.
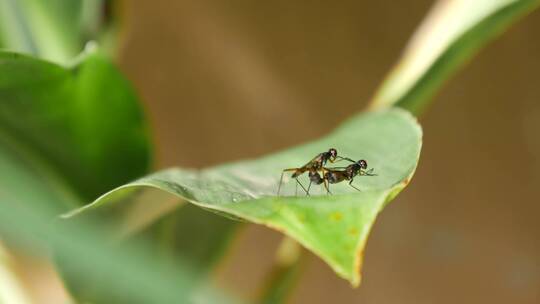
277 148 346 196
322 159 376 194
302 158 374 195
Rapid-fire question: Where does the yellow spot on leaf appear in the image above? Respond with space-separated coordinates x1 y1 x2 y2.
330 212 342 221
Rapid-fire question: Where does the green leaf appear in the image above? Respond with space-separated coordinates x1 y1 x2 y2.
0 50 151 206
0 0 109 62
370 0 540 114
0 49 154 302
0 50 238 302
66 108 422 286
136 204 239 279
0 50 242 302
48 184 237 302
0 188 236 304
0 0 88 63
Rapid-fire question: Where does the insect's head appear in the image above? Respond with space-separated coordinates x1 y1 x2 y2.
357 159 368 170
328 148 338 161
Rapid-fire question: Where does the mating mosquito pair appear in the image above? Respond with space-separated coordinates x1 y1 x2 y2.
276 148 376 196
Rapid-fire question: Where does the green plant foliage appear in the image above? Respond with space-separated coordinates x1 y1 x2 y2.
370 0 540 114
137 204 240 279
0 0 103 63
66 109 423 285
0 189 234 304
2 0 537 300
0 49 241 302
0 51 151 206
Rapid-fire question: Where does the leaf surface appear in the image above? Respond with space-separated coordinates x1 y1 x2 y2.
0 51 151 205
68 108 422 285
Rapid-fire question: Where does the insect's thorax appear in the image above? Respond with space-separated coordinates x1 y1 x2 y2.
306 152 328 170
345 164 360 178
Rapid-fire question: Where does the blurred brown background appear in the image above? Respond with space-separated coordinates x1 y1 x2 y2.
115 1 540 303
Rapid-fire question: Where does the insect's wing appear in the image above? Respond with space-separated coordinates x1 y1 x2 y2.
301 153 323 168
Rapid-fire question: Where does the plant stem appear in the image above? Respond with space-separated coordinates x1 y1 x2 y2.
256 237 306 304
368 0 540 115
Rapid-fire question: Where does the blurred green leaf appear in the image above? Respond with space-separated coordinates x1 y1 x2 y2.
137 204 239 279
0 51 151 206
0 0 89 63
0 189 237 304
0 49 154 302
370 0 540 114
60 198 240 303
67 108 422 286
0 50 242 302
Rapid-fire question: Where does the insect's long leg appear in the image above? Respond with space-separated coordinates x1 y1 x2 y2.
335 156 355 163
348 179 362 192
324 166 348 170
367 168 377 176
307 180 313 196
277 171 285 196
295 178 310 196
277 168 299 196
323 179 332 195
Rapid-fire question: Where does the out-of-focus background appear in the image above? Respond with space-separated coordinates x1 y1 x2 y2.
5 1 540 303
113 1 540 303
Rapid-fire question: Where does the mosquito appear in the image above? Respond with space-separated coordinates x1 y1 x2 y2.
277 148 349 196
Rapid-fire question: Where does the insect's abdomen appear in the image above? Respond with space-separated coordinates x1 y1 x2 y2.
309 171 323 185
326 173 338 183
325 171 345 184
